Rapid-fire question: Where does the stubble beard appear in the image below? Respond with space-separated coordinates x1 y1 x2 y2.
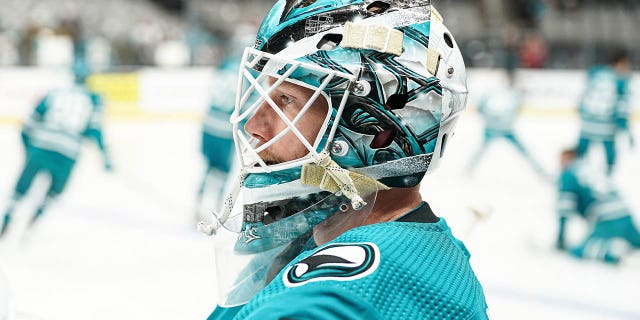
258 146 310 165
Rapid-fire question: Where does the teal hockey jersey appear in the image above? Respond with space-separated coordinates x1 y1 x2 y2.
203 60 240 139
578 66 629 141
477 86 522 134
615 74 632 132
208 203 489 320
558 160 628 223
23 85 105 160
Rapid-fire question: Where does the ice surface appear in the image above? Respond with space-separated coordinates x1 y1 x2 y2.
0 122 216 320
0 112 638 319
423 114 640 320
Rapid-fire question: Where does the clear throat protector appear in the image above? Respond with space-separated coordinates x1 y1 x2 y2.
211 181 379 307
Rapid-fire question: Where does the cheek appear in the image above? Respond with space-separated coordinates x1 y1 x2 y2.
298 114 324 142
278 97 329 146
265 108 291 133
302 100 329 140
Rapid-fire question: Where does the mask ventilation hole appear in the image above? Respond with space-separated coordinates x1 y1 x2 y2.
263 206 284 225
316 34 343 50
366 1 391 14
371 129 396 149
385 94 409 110
443 32 454 48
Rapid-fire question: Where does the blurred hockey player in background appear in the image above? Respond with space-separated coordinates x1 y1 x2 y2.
0 61 112 237
466 69 547 178
576 49 634 175
195 25 256 224
201 1 488 319
196 59 238 223
556 149 640 264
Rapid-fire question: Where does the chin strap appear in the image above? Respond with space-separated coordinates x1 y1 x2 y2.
301 151 389 210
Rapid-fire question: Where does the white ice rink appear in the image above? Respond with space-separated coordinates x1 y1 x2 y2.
0 112 639 319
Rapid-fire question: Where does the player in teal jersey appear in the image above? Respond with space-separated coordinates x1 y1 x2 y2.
198 1 488 319
196 27 257 223
556 149 640 264
1 63 112 237
466 70 547 177
576 50 633 175
196 59 239 223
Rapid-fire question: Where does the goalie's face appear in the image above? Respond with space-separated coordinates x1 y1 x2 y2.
243 77 330 166
231 48 356 173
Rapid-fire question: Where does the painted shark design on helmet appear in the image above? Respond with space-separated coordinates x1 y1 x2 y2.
234 0 467 187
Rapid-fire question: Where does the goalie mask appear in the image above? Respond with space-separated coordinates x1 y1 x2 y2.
204 0 468 307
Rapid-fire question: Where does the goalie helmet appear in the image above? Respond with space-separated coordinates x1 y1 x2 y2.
208 0 468 306
234 0 467 187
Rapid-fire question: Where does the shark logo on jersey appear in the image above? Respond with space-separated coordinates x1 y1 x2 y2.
283 242 380 287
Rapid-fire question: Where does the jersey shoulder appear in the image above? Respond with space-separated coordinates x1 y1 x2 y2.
238 220 488 320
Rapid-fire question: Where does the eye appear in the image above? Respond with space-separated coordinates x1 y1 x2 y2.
278 94 294 106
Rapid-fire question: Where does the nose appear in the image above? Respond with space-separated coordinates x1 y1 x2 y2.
244 98 274 142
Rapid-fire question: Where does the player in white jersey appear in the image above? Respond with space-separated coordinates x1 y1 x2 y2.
1 64 111 237
199 1 488 319
576 50 633 175
466 70 547 178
